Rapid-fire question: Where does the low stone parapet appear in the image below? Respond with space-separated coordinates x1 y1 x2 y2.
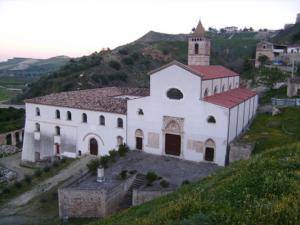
132 189 173 206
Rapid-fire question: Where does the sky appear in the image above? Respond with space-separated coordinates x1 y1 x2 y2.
0 0 299 61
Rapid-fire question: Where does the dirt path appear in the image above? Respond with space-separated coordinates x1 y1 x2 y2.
0 155 92 217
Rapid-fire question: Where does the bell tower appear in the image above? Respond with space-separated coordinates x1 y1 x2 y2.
188 19 210 66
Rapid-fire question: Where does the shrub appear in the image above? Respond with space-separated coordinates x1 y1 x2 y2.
179 213 210 225
87 159 100 175
181 180 191 186
129 170 137 175
53 161 59 167
118 143 129 157
40 198 47 203
109 149 118 162
43 166 51 173
109 60 121 70
118 49 129 55
34 168 42 177
122 57 134 65
131 52 140 60
146 171 158 186
99 155 110 168
61 158 66 163
120 170 127 180
2 187 10 194
160 180 169 188
24 175 32 184
14 181 22 189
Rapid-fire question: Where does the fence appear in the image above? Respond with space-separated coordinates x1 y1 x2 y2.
271 98 300 107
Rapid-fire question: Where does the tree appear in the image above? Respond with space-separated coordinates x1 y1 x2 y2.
258 55 269 66
258 67 288 89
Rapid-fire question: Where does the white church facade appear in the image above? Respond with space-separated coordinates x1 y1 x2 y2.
22 20 258 166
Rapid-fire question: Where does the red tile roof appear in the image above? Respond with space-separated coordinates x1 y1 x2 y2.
188 65 238 80
25 87 149 114
204 88 257 108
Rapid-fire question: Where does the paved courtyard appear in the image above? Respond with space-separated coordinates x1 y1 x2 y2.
76 150 221 189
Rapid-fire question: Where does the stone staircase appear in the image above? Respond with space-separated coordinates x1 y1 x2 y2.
120 173 146 208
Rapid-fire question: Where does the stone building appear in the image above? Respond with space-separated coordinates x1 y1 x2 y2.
22 20 258 166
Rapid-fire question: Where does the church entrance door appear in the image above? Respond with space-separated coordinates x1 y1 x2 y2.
165 134 181 156
90 138 98 156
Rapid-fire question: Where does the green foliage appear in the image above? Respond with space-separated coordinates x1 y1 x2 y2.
93 143 300 225
260 86 287 104
120 170 127 180
146 171 158 186
0 108 24 133
160 180 169 188
258 55 269 66
181 180 190 186
14 181 22 189
118 143 129 157
24 175 32 184
87 159 101 175
52 161 59 167
99 155 110 168
257 67 288 89
122 57 134 65
109 149 118 162
34 168 42 177
109 60 121 70
118 49 129 55
43 166 51 173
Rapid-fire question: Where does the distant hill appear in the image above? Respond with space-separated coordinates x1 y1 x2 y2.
0 56 70 77
14 30 260 103
271 23 300 44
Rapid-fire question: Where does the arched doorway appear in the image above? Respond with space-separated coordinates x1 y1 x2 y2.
135 129 144 150
164 120 182 156
204 139 215 162
89 138 98 156
55 143 60 155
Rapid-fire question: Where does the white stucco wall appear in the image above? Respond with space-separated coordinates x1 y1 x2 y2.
22 103 126 162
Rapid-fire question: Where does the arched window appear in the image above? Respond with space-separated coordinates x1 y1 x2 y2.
214 86 218 94
117 136 123 146
55 126 60 136
204 139 216 162
55 110 60 119
222 85 225 92
82 113 87 123
135 129 144 150
194 43 199 54
67 111 72 121
207 116 216 123
117 118 123 128
204 88 209 97
137 108 144 115
166 88 183 100
99 115 105 125
35 123 40 132
36 107 40 116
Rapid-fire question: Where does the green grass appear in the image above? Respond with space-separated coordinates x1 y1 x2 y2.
92 143 299 225
0 108 24 133
241 108 300 153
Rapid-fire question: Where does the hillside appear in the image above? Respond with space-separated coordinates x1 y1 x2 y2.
14 31 258 102
271 23 300 45
0 56 70 77
92 143 299 225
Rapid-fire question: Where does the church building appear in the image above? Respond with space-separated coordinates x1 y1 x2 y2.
22 20 258 166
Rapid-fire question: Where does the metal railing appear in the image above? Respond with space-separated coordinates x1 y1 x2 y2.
271 98 300 107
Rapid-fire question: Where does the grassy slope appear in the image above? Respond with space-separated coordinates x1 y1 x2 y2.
93 144 299 225
0 108 25 133
271 23 300 44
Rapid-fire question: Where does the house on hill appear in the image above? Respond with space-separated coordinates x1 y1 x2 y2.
21 20 258 166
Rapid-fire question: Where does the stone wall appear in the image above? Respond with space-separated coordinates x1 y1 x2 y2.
58 174 136 218
132 189 172 206
229 142 255 163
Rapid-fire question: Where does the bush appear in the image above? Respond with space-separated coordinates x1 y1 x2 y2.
118 49 129 55
122 57 134 65
118 143 129 157
178 213 210 225
120 170 127 180
34 168 42 177
160 180 169 188
40 198 47 203
109 60 121 70
61 158 66 163
181 180 191 186
87 159 101 175
2 187 10 194
24 175 32 184
99 155 110 168
43 166 51 173
146 171 158 186
53 161 59 167
14 181 22 189
109 149 118 162
129 170 137 175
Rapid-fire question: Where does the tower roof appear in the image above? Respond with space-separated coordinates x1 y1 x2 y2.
192 19 205 36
